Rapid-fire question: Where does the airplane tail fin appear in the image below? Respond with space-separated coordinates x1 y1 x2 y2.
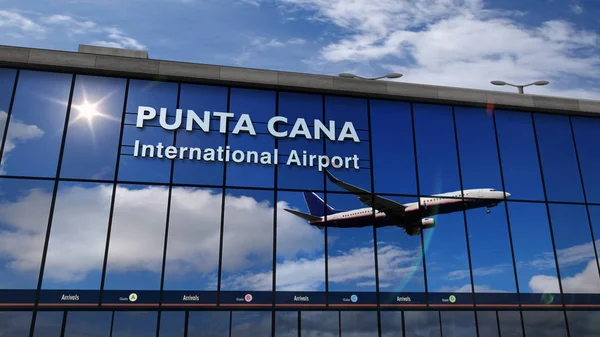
302 191 341 217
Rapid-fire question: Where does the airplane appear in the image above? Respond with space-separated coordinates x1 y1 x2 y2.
283 170 511 236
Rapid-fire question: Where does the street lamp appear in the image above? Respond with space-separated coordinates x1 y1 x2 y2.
490 80 549 94
338 72 403 80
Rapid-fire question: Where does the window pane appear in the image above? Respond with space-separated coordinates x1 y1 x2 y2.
370 100 416 195
498 311 523 337
324 95 370 192
476 311 499 337
188 311 230 337
159 311 184 337
508 202 562 305
566 311 600 337
275 311 297 337
0 179 54 305
0 68 17 153
522 311 567 337
549 204 600 300
119 79 177 183
112 312 157 337
60 75 126 180
33 311 63 337
440 311 476 337
173 84 228 186
380 311 403 337
277 92 324 191
163 187 221 293
0 311 32 337
534 114 584 202
231 312 271 337
572 117 600 203
495 110 544 201
341 311 377 336
64 311 112 337
220 189 274 299
1 71 71 177
404 311 440 337
589 206 600 276
103 184 169 301
42 182 112 291
301 311 338 337
226 88 276 188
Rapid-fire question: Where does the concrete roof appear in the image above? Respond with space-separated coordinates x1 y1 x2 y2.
1 44 599 116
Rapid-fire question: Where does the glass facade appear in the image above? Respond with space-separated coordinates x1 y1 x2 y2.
0 67 598 336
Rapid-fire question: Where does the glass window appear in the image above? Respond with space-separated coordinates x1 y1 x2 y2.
495 110 544 201
571 116 600 204
324 95 370 192
226 88 276 188
119 79 177 183
275 311 297 337
231 312 271 337
376 196 426 306
404 311 440 337
497 311 523 337
188 311 230 337
380 311 403 337
0 68 17 154
163 187 221 292
60 75 126 180
476 311 499 337
0 312 32 336
522 311 567 337
64 311 112 337
172 84 228 186
0 70 71 177
508 202 561 304
413 104 460 196
566 311 600 337
112 312 157 337
370 100 416 195
159 311 185 337
103 184 169 291
301 311 338 337
589 206 600 273
276 191 325 294
534 113 584 202
549 204 600 297
32 311 63 337
440 312 476 337
326 193 376 297
0 179 54 293
340 311 378 336
220 189 274 294
42 182 112 290
278 92 324 191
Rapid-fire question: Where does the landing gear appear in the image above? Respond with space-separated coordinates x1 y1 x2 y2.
485 208 491 214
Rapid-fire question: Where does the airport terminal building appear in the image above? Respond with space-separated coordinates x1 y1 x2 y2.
0 44 599 336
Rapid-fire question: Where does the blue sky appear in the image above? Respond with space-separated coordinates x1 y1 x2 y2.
1 0 600 99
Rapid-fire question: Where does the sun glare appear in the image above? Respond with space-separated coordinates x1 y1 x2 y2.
76 101 99 120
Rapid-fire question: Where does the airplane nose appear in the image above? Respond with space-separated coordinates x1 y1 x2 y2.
505 192 511 198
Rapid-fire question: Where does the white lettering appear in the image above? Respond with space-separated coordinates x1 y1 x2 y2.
187 110 211 132
314 120 335 141
338 122 360 142
136 106 157 128
160 108 182 130
268 116 288 137
232 114 256 135
213 112 234 133
289 118 312 139
183 295 200 301
61 294 80 301
293 296 309 302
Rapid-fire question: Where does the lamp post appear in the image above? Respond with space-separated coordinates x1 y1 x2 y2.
338 73 403 80
490 80 549 94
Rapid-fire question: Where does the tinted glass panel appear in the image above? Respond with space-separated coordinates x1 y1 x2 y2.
0 179 54 290
33 311 62 337
226 88 276 188
103 184 169 291
112 312 157 337
589 206 600 272
404 311 440 337
534 114 584 202
231 311 271 337
341 311 377 336
495 110 544 201
370 100 416 195
188 311 230 337
440 311 476 337
522 311 567 337
42 182 112 290
380 311 403 337
275 311 297 337
277 92 324 191
173 84 228 186
1 71 71 177
60 75 126 180
572 117 600 204
64 311 112 337
477 311 499 337
498 311 523 337
159 311 184 337
301 311 338 337
0 68 17 154
566 311 600 337
0 311 32 337
163 187 221 291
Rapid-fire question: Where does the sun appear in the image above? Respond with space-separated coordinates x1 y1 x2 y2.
75 101 100 120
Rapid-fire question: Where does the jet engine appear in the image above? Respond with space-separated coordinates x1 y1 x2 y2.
421 218 435 228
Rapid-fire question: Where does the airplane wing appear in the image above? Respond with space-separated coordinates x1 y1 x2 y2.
325 170 406 216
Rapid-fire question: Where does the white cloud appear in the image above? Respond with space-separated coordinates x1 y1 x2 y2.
438 283 507 293
570 3 584 14
91 27 146 50
0 10 46 34
447 265 508 280
0 111 45 174
529 259 600 293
